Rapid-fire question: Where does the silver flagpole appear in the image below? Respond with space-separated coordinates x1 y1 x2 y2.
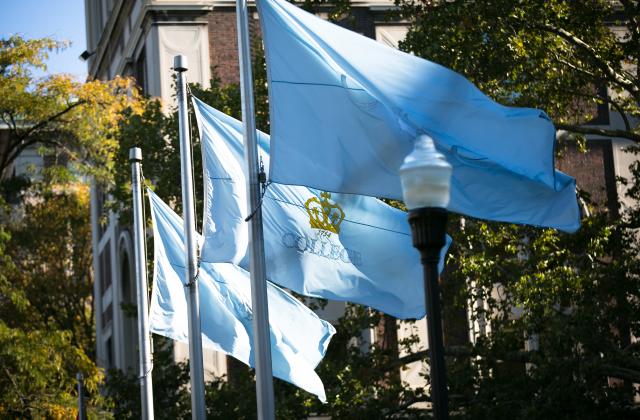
129 147 155 420
76 373 86 420
174 55 207 420
235 0 276 418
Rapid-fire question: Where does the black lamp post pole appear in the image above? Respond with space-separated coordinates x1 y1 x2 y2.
408 207 449 420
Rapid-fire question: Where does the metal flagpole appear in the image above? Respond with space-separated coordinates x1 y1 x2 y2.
174 55 207 420
129 147 155 420
235 0 276 418
76 373 86 420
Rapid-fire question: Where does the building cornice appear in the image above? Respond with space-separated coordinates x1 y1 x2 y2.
89 1 214 79
88 0 126 78
88 0 397 79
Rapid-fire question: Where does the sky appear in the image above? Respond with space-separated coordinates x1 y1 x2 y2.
0 0 87 79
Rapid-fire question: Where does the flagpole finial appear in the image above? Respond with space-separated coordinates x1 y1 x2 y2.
173 55 188 72
129 147 142 162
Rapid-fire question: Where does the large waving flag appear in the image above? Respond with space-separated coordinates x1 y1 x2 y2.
147 188 335 401
193 96 450 320
258 0 580 232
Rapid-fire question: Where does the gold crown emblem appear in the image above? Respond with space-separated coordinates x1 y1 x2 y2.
304 192 345 234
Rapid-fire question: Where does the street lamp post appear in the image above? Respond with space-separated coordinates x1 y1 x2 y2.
400 134 452 420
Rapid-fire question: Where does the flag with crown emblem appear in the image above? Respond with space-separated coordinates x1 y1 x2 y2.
147 188 335 401
257 0 580 232
193 96 450 320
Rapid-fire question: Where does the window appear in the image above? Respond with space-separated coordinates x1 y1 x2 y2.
100 245 112 294
106 336 114 368
134 48 146 94
102 302 113 328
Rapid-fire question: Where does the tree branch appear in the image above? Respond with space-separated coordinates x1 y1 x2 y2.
396 348 640 385
3 135 61 171
0 101 87 174
623 341 640 354
563 89 633 132
396 345 535 367
556 123 640 143
551 52 599 80
18 100 86 141
383 395 430 418
601 364 640 383
0 111 19 137
607 99 633 132
1 363 28 408
3 128 82 176
529 22 639 98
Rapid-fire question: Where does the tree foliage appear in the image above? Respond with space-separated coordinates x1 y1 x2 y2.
0 321 104 418
0 35 143 181
392 1 640 418
395 0 639 145
0 35 144 417
3 183 95 353
0 188 105 418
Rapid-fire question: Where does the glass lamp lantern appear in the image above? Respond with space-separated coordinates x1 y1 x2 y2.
399 134 452 210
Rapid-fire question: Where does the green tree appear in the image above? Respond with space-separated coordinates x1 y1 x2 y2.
0 321 105 418
395 0 639 144
0 195 106 418
392 1 640 418
0 35 145 417
3 183 95 353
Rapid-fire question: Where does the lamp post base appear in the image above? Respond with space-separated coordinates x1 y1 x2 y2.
408 207 449 420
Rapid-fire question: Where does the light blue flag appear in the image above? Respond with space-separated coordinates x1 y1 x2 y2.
193 96 450 320
257 0 580 232
147 188 335 401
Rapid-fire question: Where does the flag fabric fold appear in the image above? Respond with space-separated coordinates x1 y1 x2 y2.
193 96 450 320
257 0 580 232
147 188 335 401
